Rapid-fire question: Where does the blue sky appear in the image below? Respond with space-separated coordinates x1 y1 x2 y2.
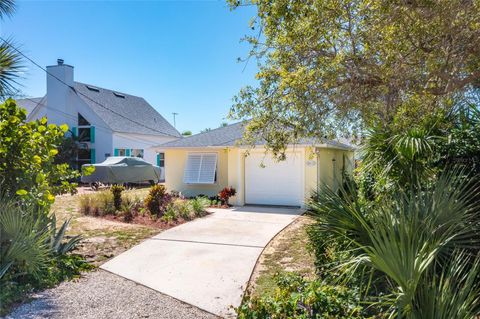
0 0 258 134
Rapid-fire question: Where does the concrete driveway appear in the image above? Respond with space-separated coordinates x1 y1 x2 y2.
101 206 302 318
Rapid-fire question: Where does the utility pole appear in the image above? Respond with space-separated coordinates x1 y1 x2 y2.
172 112 178 128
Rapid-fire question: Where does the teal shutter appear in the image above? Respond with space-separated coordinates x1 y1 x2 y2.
156 153 160 166
90 126 95 143
126 149 131 157
71 126 77 137
114 148 119 156
90 149 96 164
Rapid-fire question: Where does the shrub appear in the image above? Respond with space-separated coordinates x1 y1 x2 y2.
0 99 79 209
0 195 87 315
161 204 178 223
110 185 124 211
307 171 480 318
237 273 365 319
218 187 236 205
78 191 115 216
119 196 141 223
191 197 210 217
174 199 194 220
144 184 172 217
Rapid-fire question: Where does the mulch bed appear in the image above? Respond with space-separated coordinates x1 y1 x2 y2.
101 214 199 229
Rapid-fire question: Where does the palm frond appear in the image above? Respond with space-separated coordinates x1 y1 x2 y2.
0 38 23 98
307 171 480 316
0 0 15 19
412 251 480 319
0 198 50 279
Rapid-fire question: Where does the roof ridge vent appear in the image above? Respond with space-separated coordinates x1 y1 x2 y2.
113 92 125 98
86 85 100 92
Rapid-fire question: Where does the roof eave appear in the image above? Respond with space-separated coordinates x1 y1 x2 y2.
155 143 355 152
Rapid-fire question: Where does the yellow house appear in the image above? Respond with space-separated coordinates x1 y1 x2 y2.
154 122 354 207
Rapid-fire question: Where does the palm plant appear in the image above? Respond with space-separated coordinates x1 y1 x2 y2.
0 39 22 98
360 125 441 193
0 197 50 279
0 0 22 98
308 171 480 318
0 194 82 281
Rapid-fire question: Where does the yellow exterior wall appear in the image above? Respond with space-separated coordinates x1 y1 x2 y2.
227 148 245 206
317 148 355 192
164 146 354 206
164 148 229 197
304 147 318 201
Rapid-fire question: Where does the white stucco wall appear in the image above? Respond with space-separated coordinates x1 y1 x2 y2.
112 133 177 165
28 63 179 165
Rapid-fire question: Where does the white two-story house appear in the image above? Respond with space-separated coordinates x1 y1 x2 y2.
18 59 181 175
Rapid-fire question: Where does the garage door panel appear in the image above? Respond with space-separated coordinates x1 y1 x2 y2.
245 152 303 206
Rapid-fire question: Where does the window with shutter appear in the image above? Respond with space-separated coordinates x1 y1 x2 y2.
183 153 217 184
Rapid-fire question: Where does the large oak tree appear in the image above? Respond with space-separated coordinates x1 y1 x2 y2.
228 0 480 156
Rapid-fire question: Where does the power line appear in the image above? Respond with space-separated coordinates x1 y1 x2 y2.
20 96 168 146
0 36 180 138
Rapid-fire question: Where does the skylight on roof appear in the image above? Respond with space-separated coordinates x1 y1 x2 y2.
113 92 125 98
86 85 100 92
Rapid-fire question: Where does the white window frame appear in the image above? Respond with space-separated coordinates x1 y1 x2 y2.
183 152 218 184
117 148 127 156
131 149 144 158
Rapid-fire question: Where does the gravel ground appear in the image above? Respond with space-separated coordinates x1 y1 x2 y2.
4 270 219 319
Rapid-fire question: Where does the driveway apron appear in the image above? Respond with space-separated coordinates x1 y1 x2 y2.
101 206 302 318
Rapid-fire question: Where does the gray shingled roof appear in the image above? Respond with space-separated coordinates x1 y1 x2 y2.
17 97 45 116
159 122 355 150
74 82 181 137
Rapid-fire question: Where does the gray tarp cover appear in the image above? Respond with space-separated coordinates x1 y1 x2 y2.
81 157 162 184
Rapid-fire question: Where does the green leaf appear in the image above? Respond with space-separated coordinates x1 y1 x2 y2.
15 189 28 196
59 124 68 132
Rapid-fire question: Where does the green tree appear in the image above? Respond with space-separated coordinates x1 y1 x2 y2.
54 130 89 168
0 99 79 208
228 0 480 156
182 130 192 136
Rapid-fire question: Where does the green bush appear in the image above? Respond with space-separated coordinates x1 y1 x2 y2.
161 204 178 222
190 197 209 217
174 200 194 220
0 99 79 209
308 171 480 318
237 273 366 319
110 185 124 211
78 191 115 216
144 184 172 216
0 195 88 315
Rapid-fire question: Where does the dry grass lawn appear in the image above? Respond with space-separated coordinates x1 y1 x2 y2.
248 215 317 296
53 187 159 266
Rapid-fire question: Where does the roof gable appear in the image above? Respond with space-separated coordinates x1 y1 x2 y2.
16 97 45 116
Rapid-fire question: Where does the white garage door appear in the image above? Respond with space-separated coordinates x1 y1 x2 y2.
245 151 303 206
